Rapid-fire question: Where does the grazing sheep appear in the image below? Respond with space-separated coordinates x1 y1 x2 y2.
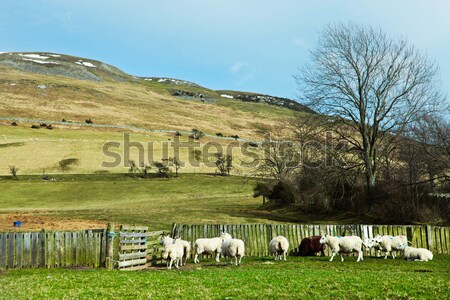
374 235 408 259
160 234 191 266
221 238 245 266
298 236 326 256
162 242 184 270
193 232 232 263
397 243 433 261
269 236 289 261
319 235 365 262
364 237 384 257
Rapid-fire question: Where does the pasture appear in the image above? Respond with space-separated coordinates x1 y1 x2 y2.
0 256 448 299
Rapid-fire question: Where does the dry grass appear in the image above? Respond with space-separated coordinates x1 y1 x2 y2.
0 66 291 139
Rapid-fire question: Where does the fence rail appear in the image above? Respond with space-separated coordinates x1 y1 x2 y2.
0 229 107 269
171 224 450 257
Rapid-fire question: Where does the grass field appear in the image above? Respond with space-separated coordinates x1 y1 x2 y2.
0 173 363 231
0 256 448 300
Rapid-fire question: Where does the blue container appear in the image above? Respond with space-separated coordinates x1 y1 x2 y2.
13 221 22 227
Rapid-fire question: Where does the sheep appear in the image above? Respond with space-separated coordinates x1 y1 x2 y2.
319 234 365 262
162 242 184 270
374 234 408 259
160 234 191 266
298 236 326 256
364 237 384 257
396 243 433 261
193 232 232 263
221 238 245 266
269 236 289 261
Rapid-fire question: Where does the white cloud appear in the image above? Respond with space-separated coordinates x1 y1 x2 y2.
293 38 308 48
229 61 255 86
229 61 248 74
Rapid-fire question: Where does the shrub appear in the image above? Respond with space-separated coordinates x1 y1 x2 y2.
11 122 17 126
58 158 79 171
31 125 40 129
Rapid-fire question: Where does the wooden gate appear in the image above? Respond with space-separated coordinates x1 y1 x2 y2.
118 225 148 270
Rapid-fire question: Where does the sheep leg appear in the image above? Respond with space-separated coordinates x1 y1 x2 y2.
384 252 388 259
168 259 173 270
194 253 199 264
392 251 396 259
238 255 242 266
283 251 287 261
377 250 381 257
275 254 278 261
215 252 221 263
357 251 362 262
330 252 336 262
340 254 344 262
175 259 179 269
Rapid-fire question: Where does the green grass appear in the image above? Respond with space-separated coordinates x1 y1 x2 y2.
0 174 268 230
0 256 448 299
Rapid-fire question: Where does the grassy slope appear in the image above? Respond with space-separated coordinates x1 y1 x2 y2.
0 174 262 230
0 256 448 300
0 125 264 175
0 65 292 140
0 174 364 231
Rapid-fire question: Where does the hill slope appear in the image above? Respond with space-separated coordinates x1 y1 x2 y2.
0 52 311 175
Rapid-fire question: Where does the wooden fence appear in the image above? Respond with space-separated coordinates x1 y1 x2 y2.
0 229 107 269
2 224 448 269
171 224 450 257
118 225 148 271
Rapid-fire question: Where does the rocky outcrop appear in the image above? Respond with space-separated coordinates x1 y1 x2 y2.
232 94 313 113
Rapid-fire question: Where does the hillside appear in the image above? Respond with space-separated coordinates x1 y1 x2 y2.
0 52 310 137
0 52 311 175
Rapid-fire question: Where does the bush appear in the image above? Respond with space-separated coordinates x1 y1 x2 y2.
85 119 93 124
11 122 17 126
58 158 79 171
31 125 39 129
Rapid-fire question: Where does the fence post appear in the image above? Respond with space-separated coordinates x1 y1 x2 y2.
106 223 115 270
426 225 433 251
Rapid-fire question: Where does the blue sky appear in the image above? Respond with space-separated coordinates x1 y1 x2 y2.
1 0 449 100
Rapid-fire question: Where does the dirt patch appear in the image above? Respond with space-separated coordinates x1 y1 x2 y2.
0 212 108 231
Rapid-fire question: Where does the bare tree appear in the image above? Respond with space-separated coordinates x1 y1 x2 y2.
9 165 19 178
214 153 233 176
296 22 443 198
173 157 181 177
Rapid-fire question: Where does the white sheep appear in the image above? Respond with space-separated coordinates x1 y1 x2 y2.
221 238 245 266
319 235 365 262
374 234 408 259
396 243 433 261
364 237 384 257
193 232 232 263
162 242 184 270
269 236 289 261
160 234 191 266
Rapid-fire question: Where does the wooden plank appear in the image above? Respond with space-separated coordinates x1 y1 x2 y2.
54 232 61 267
0 233 6 269
118 258 147 268
7 233 14 268
72 232 78 266
146 231 164 237
119 252 147 260
64 232 71 267
120 225 148 231
87 230 93 267
31 232 38 268
120 232 148 238
119 264 147 271
120 244 147 251
15 233 22 269
22 233 30 268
